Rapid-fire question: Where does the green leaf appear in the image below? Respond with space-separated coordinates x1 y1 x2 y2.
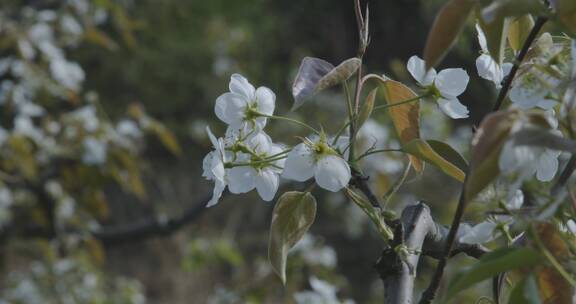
446 247 544 300
465 110 518 201
427 140 469 172
268 191 317 284
314 58 361 93
509 275 542 304
357 88 377 129
402 139 465 182
508 15 535 53
424 0 477 69
379 79 423 173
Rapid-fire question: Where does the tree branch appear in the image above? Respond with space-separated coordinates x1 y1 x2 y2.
375 202 486 304
2 192 218 246
93 193 215 245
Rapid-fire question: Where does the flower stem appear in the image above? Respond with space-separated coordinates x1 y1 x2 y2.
374 94 426 111
332 120 351 146
355 148 403 161
229 155 288 168
265 148 292 159
259 113 320 135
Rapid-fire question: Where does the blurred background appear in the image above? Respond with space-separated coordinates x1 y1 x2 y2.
0 0 513 303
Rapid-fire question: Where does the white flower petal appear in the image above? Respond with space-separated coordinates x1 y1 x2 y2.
256 169 279 201
202 151 216 180
206 179 226 207
459 221 498 245
270 143 286 170
435 68 469 97
255 86 275 116
214 92 248 126
206 126 219 148
314 155 351 192
282 143 315 181
507 190 524 210
247 132 272 154
537 99 557 110
407 55 436 86
476 54 503 87
536 150 559 182
476 24 488 53
502 63 513 77
228 166 256 194
567 219 576 234
229 73 255 100
509 84 545 109
437 98 469 119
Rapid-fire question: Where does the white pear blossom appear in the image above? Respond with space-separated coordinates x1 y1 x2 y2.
475 24 513 88
227 132 285 201
202 127 228 207
50 57 85 91
215 74 275 132
203 126 284 205
407 55 470 119
459 221 499 245
499 133 561 183
116 120 142 139
282 135 351 192
82 137 107 165
509 72 557 110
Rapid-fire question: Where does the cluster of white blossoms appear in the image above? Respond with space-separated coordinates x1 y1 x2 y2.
203 74 352 207
407 56 470 119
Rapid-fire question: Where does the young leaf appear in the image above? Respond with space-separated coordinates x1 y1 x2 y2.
508 15 535 53
446 247 543 300
292 57 335 110
268 191 317 284
292 57 361 110
402 139 465 182
379 79 423 172
465 110 517 201
357 88 377 129
314 58 361 93
424 0 477 69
